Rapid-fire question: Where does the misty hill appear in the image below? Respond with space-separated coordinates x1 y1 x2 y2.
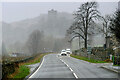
1 9 106 54
2 10 74 46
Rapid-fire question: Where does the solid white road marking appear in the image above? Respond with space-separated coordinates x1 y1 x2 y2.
28 56 45 79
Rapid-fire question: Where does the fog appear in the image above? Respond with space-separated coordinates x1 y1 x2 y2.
2 10 74 56
1 2 118 57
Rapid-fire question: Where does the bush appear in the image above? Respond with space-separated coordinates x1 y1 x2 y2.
2 56 35 79
113 56 120 65
104 59 112 62
2 62 16 79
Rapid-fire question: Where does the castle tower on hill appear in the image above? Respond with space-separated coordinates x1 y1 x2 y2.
48 9 57 19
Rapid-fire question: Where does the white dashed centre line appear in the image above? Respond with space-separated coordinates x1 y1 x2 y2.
69 68 73 71
59 56 79 79
73 73 78 79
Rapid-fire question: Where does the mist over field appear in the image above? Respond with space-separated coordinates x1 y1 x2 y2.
1 2 118 57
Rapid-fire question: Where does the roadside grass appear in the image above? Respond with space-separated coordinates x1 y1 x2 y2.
25 53 48 65
13 65 29 78
113 64 120 66
8 53 50 79
70 54 107 63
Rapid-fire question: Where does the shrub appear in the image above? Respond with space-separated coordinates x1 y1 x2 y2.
104 59 112 62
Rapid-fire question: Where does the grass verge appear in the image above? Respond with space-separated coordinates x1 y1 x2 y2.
113 64 120 66
13 65 29 78
8 53 50 79
70 54 107 63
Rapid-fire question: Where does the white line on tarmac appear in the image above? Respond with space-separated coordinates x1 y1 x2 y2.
59 58 79 79
66 64 69 67
28 56 45 79
63 61 69 67
69 68 73 71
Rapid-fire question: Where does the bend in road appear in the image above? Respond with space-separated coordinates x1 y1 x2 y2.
29 54 118 79
60 55 118 78
29 54 75 78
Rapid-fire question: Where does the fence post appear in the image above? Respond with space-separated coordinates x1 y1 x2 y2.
110 54 112 60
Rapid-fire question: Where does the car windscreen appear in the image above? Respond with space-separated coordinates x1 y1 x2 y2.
62 51 66 52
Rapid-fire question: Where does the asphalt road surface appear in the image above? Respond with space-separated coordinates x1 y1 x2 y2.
60 55 118 78
29 54 118 79
29 54 75 78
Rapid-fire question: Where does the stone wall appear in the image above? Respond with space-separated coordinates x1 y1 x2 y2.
73 47 113 61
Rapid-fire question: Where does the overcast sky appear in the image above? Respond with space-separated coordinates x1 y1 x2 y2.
2 2 118 23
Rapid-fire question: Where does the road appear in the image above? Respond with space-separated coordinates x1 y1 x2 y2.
60 55 118 78
29 54 75 79
29 54 118 79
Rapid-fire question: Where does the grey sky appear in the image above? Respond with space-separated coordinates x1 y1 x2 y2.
2 2 118 23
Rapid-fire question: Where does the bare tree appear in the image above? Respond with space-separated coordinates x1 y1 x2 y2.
66 23 82 49
26 30 44 55
98 15 112 48
101 15 111 37
67 2 100 49
110 10 120 42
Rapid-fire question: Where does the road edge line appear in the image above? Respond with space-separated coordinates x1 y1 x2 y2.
101 66 119 73
28 56 45 79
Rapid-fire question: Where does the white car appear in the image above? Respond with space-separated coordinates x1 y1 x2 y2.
66 49 72 54
60 49 67 56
